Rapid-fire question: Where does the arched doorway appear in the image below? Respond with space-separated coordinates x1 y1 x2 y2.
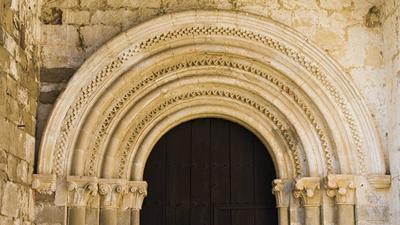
142 118 277 225
32 10 389 225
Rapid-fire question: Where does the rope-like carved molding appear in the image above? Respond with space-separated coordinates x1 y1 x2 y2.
85 56 334 177
53 25 364 176
116 89 303 178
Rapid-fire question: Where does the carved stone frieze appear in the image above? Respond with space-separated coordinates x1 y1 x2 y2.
98 179 127 209
67 176 98 207
326 174 356 205
50 18 367 177
64 177 147 209
293 177 321 207
121 181 148 210
86 56 337 178
118 89 303 178
32 174 57 195
272 179 292 208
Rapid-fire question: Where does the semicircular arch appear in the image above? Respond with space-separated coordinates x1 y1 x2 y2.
38 10 386 181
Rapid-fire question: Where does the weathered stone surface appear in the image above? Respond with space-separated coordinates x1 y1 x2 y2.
0 0 40 223
39 90 62 104
1 182 19 217
0 215 13 225
106 0 161 8
63 10 91 25
81 0 106 9
40 25 79 46
40 8 63 25
42 0 79 8
0 0 398 224
34 204 65 224
80 25 120 51
320 0 351 10
40 68 75 83
91 9 139 25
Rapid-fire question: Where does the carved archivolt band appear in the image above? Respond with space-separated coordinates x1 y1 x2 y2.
117 88 303 178
38 10 385 180
84 56 334 178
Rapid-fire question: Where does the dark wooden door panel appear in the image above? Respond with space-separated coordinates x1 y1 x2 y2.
191 119 211 225
142 118 277 225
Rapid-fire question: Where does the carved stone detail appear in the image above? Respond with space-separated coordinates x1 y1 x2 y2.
67 176 98 207
86 56 336 177
32 174 57 195
118 89 302 178
326 174 356 205
98 179 127 209
52 22 364 177
293 177 321 207
272 179 292 208
121 181 148 210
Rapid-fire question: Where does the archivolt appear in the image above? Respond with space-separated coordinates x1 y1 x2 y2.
38 10 386 180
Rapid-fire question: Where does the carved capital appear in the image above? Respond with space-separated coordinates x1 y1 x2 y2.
32 174 57 195
121 181 148 210
293 177 321 207
67 176 98 207
98 179 127 209
326 174 356 205
272 179 291 208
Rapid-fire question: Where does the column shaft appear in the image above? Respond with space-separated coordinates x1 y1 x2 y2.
100 208 117 225
69 206 86 225
131 209 140 225
338 204 355 225
277 207 289 225
304 206 319 225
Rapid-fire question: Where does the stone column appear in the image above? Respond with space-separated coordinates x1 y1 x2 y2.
99 179 127 225
67 176 98 225
293 177 321 225
122 181 148 225
272 179 291 225
326 174 356 225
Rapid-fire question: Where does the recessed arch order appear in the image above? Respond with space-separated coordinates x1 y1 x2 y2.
38 10 386 183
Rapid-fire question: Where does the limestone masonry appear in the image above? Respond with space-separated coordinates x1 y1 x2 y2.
0 0 399 224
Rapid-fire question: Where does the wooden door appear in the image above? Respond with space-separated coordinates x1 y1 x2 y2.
142 118 277 225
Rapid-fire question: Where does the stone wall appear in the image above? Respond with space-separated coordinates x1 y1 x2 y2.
0 0 40 223
37 0 389 159
33 0 399 223
383 0 400 223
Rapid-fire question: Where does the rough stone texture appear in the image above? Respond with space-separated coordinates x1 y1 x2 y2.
0 0 398 223
33 1 399 222
0 0 40 223
36 0 391 165
383 0 400 224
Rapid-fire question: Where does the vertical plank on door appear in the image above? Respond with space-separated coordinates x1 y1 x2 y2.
142 135 167 225
210 119 231 225
191 119 211 225
167 123 191 225
230 122 255 225
142 118 277 225
254 137 273 225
